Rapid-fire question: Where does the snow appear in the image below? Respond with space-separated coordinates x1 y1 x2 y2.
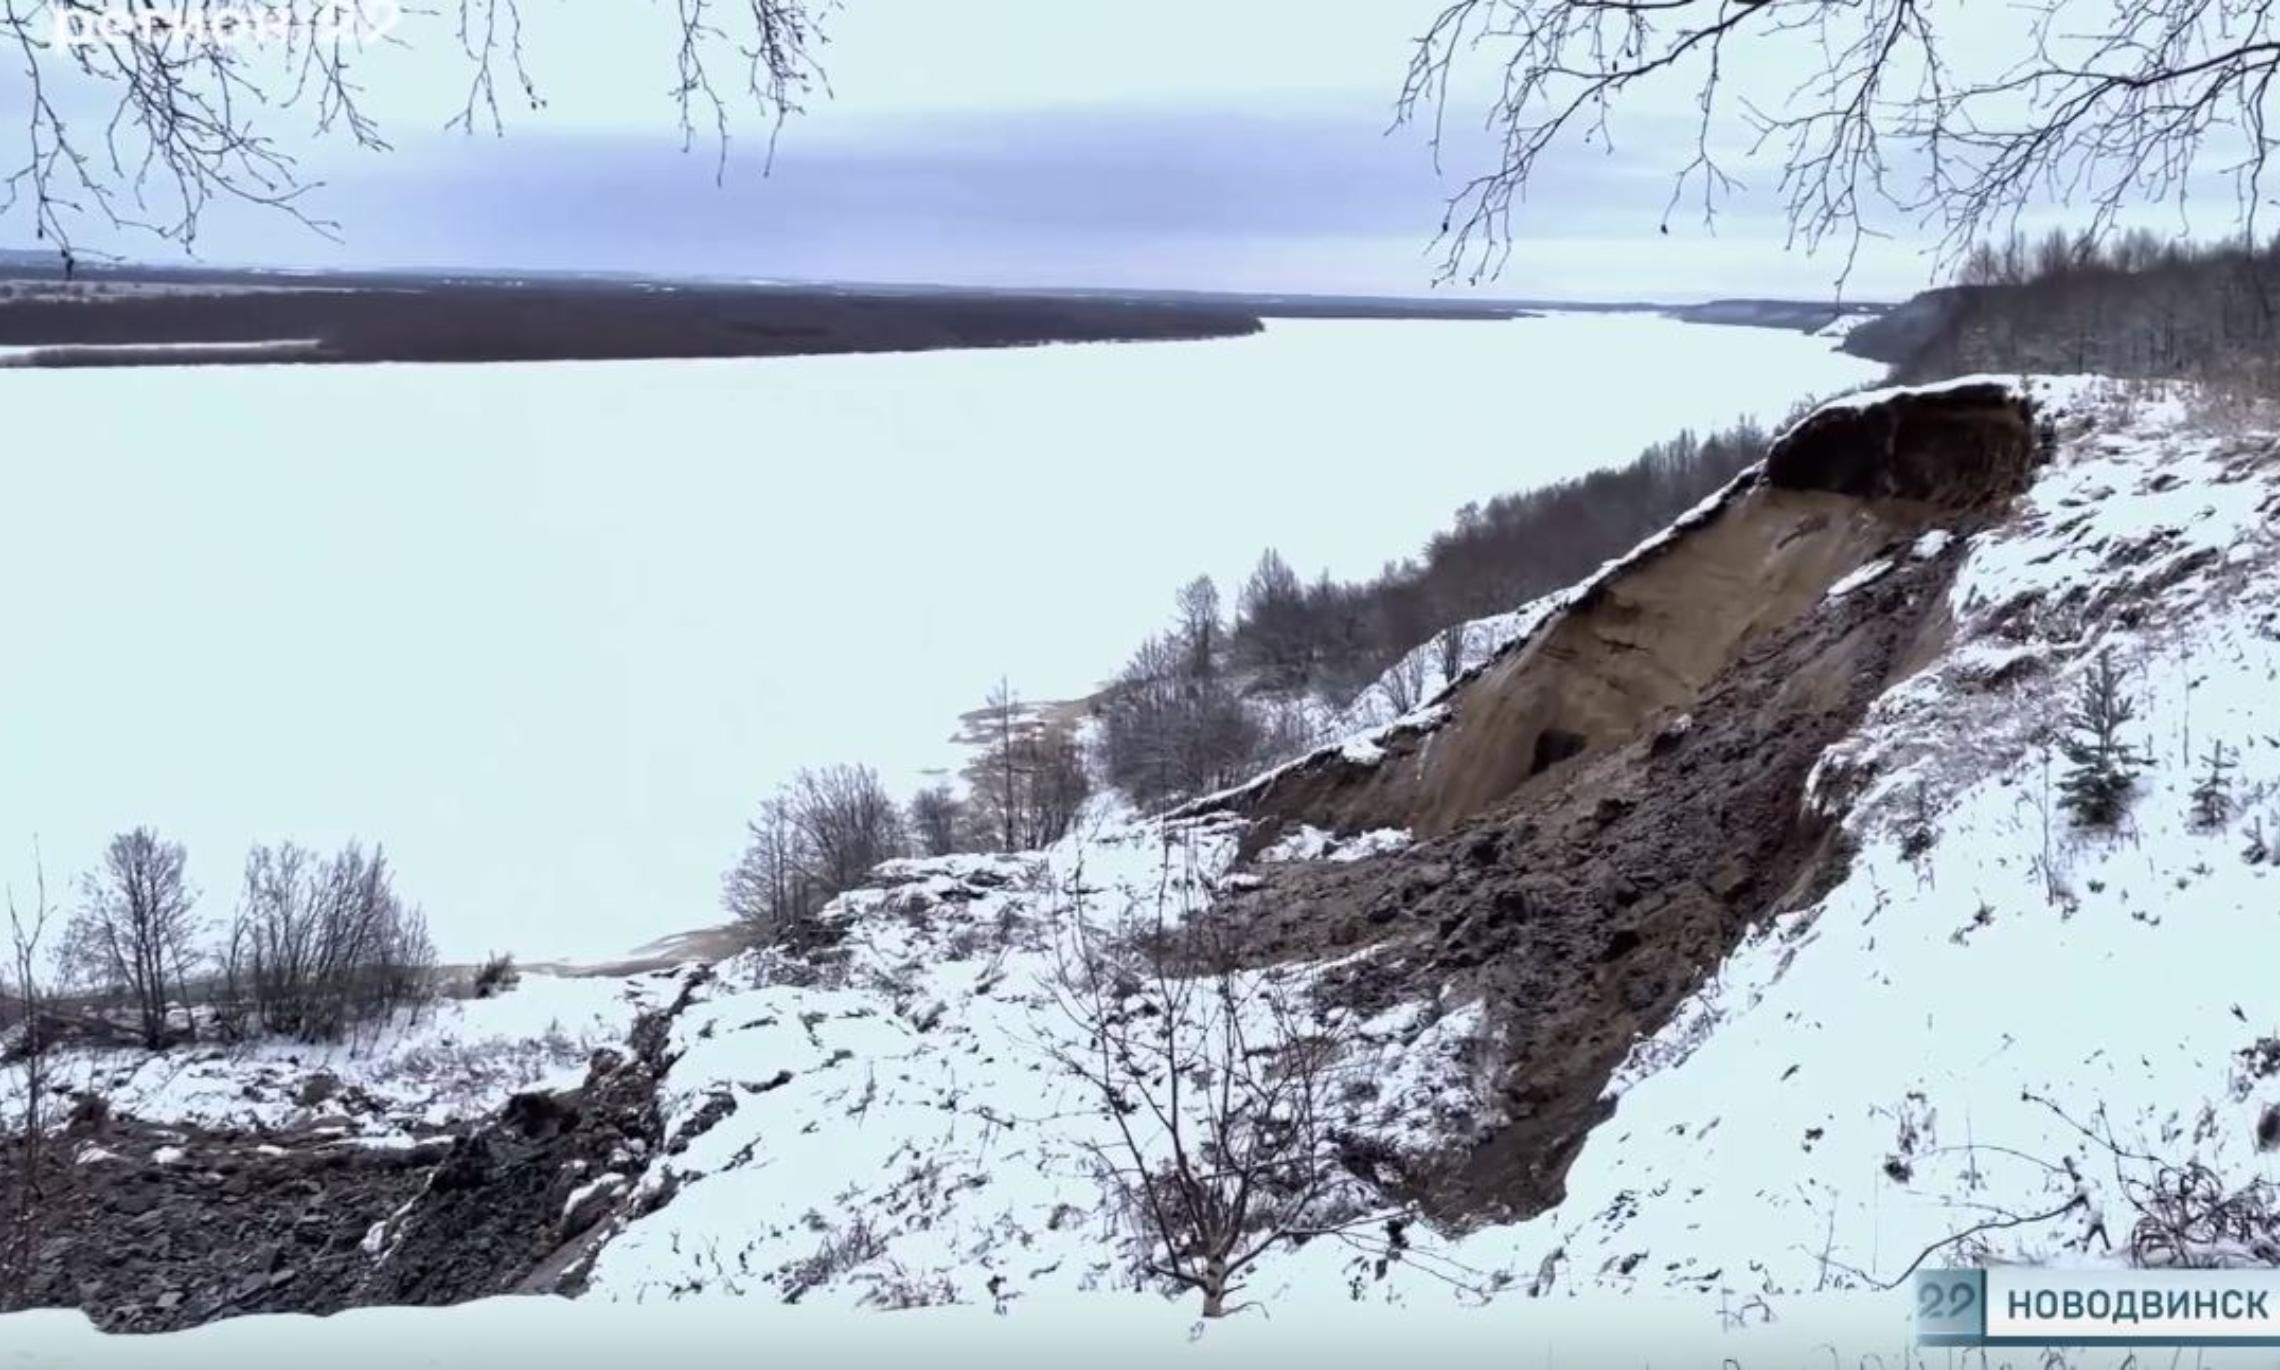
5 971 667 1136
543 809 1504 1314
1812 310 1881 340
0 316 1879 962
531 374 2280 1326
562 1172 630 1223
1257 825 1412 864
1329 597 1564 737
1404 377 2280 1300
1823 556 1894 599
8 373 2280 1361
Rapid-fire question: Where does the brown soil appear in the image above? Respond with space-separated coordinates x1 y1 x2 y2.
1210 384 2041 1225
0 981 701 1331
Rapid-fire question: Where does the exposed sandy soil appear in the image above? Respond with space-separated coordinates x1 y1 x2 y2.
1209 384 2043 1225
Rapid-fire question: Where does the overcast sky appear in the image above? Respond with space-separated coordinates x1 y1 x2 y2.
5 0 1965 299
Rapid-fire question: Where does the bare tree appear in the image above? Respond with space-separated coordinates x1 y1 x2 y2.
1046 847 1413 1318
962 684 1093 851
907 784 966 858
787 764 906 894
1374 647 1432 718
723 792 817 940
1236 549 1312 687
1 850 55 1310
1023 724 1092 847
225 840 436 1043
62 826 199 1050
973 679 1029 852
1176 575 1223 679
725 765 910 945
1 0 829 254
1434 622 1472 687
1397 0 2280 283
1100 633 1267 811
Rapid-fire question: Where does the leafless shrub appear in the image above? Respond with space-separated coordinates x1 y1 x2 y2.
780 1213 888 1303
472 950 519 999
1375 648 1432 718
1045 843 1418 1318
1099 633 1272 812
856 1260 960 1310
224 840 437 1044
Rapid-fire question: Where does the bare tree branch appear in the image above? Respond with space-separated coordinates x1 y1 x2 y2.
1 0 829 254
1396 0 2280 286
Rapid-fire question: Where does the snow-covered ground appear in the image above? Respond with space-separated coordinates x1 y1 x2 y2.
1813 310 1882 341
0 315 1878 962
4 971 670 1136
1449 376 2280 1299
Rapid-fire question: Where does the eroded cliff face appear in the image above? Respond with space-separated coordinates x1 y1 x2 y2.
1206 381 2042 1224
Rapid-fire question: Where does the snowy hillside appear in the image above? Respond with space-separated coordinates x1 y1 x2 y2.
564 375 2280 1312
12 375 2280 1366
1509 376 2280 1293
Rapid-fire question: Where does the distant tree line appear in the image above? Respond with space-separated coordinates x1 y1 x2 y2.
1209 417 1773 705
1097 577 1314 811
722 410 1783 918
1896 229 2280 385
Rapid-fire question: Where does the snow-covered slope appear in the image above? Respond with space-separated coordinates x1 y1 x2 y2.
567 376 2280 1309
1486 376 2280 1294
14 375 2280 1366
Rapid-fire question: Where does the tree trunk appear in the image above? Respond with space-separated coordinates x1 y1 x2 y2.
1200 1255 1230 1317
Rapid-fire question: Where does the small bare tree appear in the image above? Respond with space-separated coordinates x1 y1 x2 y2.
2 851 56 1310
1046 845 1411 1318
974 679 1030 853
1434 622 1472 687
961 685 1093 851
1176 575 1224 679
62 827 199 1050
1374 648 1432 718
